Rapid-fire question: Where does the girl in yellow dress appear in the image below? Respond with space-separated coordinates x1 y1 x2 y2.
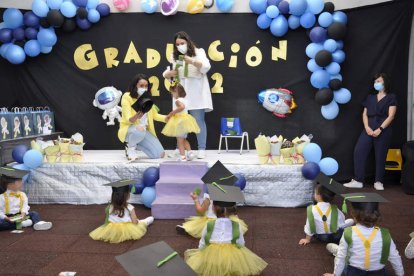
89 180 154 243
162 82 200 161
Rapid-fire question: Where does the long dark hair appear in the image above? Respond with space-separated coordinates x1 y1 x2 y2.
111 189 129 218
173 31 197 60
351 207 381 228
128 73 152 99
371 73 390 94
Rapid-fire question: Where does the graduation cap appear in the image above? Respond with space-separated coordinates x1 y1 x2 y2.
115 241 196 276
207 183 245 208
104 179 135 193
313 172 345 195
201 161 237 187
341 192 388 214
131 93 154 114
0 167 29 179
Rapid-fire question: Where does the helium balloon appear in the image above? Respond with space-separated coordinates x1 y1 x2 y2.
37 28 57 47
332 11 347 24
307 0 324 15
160 0 179 16
303 143 322 163
96 3 111 16
270 15 288 37
24 40 42 57
60 1 77 17
327 22 346 40
141 0 158 14
310 69 330 89
318 11 333 27
307 58 321 72
323 39 337 52
141 187 156 208
266 5 280 18
25 27 38 40
0 43 12 58
76 17 92 30
217 0 234 12
32 0 50 17
131 183 145 194
257 13 272 29
249 0 268 14
47 10 64 27
6 45 26 64
333 87 351 104
319 157 338 176
302 162 320 180
326 62 340 75
278 1 289 14
13 28 25 41
23 11 40 27
3 8 24 29
323 1 335 13
288 15 300 29
23 149 44 169
73 0 88 7
329 78 342 90
87 9 100 23
0 28 13 43
309 26 327 43
332 50 345 63
143 166 160 187
321 100 339 120
300 12 315 29
268 0 281 5
305 42 323 58
12 145 29 164
289 0 307 16
87 0 99 9
315 50 332 67
315 88 333 105
234 173 247 191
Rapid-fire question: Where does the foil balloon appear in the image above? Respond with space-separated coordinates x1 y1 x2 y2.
160 0 179 16
257 88 297 118
93 86 123 126
187 0 204 14
113 0 130 11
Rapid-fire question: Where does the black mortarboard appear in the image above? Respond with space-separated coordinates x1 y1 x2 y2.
0 167 29 179
104 179 135 193
207 184 245 207
341 192 388 214
201 161 237 186
131 93 154 114
314 172 345 195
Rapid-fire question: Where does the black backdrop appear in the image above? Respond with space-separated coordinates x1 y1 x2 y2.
0 0 413 180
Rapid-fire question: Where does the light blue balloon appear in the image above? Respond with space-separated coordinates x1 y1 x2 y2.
32 0 50 17
332 11 347 24
249 0 268 14
60 1 77 17
332 49 345 63
6 44 26 64
305 42 323 58
326 62 340 75
87 9 100 23
288 15 300 29
321 100 339 120
334 88 351 104
300 12 315 29
0 43 12 58
289 0 307 16
40 46 53 54
307 58 321 72
47 0 63 10
323 39 337 52
87 0 99 9
318 11 333 27
141 187 156 208
336 40 344 50
23 149 44 169
0 22 5 29
303 143 322 163
266 5 279 18
306 0 324 14
330 74 342 81
270 15 288 37
3 8 24 29
310 69 330 89
24 40 41 57
257 13 272 29
217 0 234 12
319 157 339 176
141 0 158 14
37 28 57 47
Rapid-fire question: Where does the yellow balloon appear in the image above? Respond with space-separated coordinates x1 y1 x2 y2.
187 0 204 14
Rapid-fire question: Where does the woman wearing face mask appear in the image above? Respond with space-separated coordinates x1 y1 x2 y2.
118 74 167 160
344 73 397 190
163 31 213 159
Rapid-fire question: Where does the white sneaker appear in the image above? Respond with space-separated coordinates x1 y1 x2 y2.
21 219 33 228
326 243 339 256
142 216 154 226
342 219 355 228
178 155 187 162
197 150 206 159
168 149 180 158
405 238 414 259
343 179 363 188
126 146 139 161
33 221 52 231
187 151 196 161
374 182 384 191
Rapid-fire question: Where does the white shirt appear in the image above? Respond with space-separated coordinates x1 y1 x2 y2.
108 204 134 223
334 224 404 276
0 190 30 219
201 193 216 219
174 97 188 114
139 113 148 128
163 48 213 112
199 218 245 249
304 202 346 236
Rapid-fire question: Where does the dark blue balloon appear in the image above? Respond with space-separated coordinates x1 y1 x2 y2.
143 166 160 187
12 145 29 164
25 27 39 40
0 28 13 43
73 0 88 7
267 0 281 5
301 162 320 180
131 183 145 194
278 1 289 14
13 28 25 41
96 3 110 17
23 11 40 27
234 173 247 190
309 26 327 43
76 16 92 30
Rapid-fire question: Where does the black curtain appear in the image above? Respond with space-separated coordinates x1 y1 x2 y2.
0 0 412 180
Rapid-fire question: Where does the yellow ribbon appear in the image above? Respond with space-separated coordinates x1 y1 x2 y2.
315 205 331 233
353 226 379 270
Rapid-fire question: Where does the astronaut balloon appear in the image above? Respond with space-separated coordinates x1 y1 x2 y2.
93 86 123 126
257 88 297 118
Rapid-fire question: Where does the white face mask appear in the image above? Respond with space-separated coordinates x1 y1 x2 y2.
177 44 188 54
137 87 147 96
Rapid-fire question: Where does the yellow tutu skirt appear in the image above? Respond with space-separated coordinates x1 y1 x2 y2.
185 244 268 276
183 216 248 239
89 222 147 244
162 113 200 137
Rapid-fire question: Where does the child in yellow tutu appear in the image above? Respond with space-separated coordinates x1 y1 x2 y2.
185 184 267 276
162 82 200 161
89 180 154 243
176 161 247 238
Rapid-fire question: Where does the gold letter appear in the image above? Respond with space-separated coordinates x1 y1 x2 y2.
73 44 98 70
124 41 142 64
149 76 160 96
271 40 287 61
246 41 262 67
104 47 119 68
208 40 224 62
211 73 224 93
229 43 240 68
147 48 161 69
166 43 174 63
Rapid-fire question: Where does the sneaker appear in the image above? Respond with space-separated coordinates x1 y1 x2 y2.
374 181 384 191
142 216 154 226
343 179 363 188
33 221 52 231
343 218 355 228
197 150 206 159
176 225 187 235
326 243 339 257
405 238 414 259
21 219 33 228
168 149 180 158
179 155 187 162
126 146 139 161
187 151 196 161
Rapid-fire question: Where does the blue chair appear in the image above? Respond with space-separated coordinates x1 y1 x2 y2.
218 117 249 154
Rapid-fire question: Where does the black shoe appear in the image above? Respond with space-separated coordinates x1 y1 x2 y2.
176 225 187 235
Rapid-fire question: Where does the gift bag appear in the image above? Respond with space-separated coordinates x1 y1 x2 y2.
44 144 60 163
270 143 281 164
0 108 12 141
31 108 44 135
41 107 55 134
69 143 85 162
20 107 35 137
59 138 71 163
254 134 271 164
10 108 23 139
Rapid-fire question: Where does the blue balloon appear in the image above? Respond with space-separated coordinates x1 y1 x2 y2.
301 162 320 180
234 173 247 191
321 100 339 120
87 0 99 9
278 1 289 14
23 149 44 169
47 0 63 10
332 11 347 24
336 40 344 50
217 0 234 12
141 187 156 208
12 145 29 163
288 15 300 29
330 74 342 81
249 0 268 14
300 12 316 29
141 0 158 14
0 28 13 43
24 40 41 57
332 49 345 63
13 28 25 41
303 143 322 163
266 5 279 18
0 22 5 29
334 88 351 104
3 8 24 29
268 0 281 5
24 11 40 27
307 0 324 14
96 3 110 17
305 42 323 58
319 157 339 176
37 28 57 47
307 58 321 72
87 9 100 23
12 164 30 183
32 0 50 17
289 0 307 16
270 15 288 37
6 45 26 64
326 62 340 75
25 28 39 40
73 0 88 7
60 1 77 17
318 11 333 27
131 183 145 194
0 43 12 58
323 39 337 52
40 46 53 54
309 26 327 43
143 166 160 187
76 17 92 30
310 69 330 89
257 13 272 29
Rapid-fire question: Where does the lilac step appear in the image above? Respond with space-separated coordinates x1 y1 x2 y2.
156 177 204 197
151 195 197 219
159 161 208 179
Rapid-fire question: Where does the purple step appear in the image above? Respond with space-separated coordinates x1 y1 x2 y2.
151 195 197 219
156 177 204 197
159 161 208 178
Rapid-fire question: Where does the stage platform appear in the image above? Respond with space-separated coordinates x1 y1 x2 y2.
24 150 313 208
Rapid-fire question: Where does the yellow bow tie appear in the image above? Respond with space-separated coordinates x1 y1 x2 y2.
8 192 21 198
